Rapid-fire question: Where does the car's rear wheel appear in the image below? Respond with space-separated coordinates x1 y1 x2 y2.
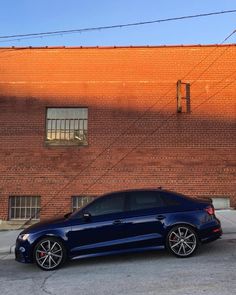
167 225 199 258
34 237 66 270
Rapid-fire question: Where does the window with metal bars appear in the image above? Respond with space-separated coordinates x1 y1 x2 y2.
9 196 41 220
46 108 88 146
72 196 96 212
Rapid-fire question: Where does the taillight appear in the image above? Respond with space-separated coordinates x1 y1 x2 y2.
212 228 221 233
205 205 215 215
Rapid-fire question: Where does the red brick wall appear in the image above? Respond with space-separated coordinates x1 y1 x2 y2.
0 45 235 220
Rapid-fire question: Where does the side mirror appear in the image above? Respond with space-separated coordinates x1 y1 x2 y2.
64 212 72 219
83 212 91 221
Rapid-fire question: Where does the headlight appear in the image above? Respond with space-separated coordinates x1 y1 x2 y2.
18 234 30 241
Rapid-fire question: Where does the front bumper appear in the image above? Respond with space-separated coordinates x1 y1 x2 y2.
15 239 33 264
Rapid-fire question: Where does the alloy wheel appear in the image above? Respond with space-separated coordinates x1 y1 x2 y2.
168 226 198 257
35 239 64 270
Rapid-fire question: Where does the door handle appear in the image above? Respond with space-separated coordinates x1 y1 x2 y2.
113 219 123 225
156 215 166 221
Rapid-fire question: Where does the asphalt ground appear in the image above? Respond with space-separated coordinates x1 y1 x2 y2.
0 237 235 295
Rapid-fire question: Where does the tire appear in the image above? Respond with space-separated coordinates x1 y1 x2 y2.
166 225 199 258
34 237 67 270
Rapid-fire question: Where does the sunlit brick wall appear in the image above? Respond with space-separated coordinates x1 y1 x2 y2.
0 45 235 220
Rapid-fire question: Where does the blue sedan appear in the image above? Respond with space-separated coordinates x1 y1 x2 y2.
15 189 222 270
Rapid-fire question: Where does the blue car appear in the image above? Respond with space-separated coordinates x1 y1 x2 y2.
15 189 222 270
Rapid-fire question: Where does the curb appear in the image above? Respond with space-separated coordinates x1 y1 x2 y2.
0 248 11 255
0 244 15 255
0 248 10 255
221 232 236 240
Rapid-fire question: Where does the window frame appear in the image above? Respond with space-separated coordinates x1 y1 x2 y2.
82 193 126 217
126 191 165 212
159 192 182 207
71 195 96 212
8 196 41 221
45 106 88 147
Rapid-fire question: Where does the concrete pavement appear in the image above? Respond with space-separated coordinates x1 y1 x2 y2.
0 210 235 255
0 230 21 254
216 210 236 234
0 238 236 295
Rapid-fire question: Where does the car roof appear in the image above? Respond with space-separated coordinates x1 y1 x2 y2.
100 188 188 198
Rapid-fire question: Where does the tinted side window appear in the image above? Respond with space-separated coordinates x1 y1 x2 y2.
129 191 164 211
160 193 181 206
86 194 125 216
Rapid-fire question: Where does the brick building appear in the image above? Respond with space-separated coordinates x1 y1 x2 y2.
0 44 235 227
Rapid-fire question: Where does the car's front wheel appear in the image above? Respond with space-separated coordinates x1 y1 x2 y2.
166 225 199 258
34 237 66 270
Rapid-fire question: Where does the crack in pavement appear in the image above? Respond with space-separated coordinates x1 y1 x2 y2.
40 269 60 295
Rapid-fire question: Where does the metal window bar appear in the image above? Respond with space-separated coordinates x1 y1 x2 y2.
60 119 62 140
9 196 41 220
47 118 87 143
19 196 21 220
68 119 70 140
49 119 52 140
30 195 32 220
64 120 66 140
55 119 57 140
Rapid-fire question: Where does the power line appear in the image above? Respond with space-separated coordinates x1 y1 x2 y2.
53 71 235 217
182 29 236 81
1 10 236 43
191 45 234 86
18 29 235 228
51 46 235 216
20 29 235 226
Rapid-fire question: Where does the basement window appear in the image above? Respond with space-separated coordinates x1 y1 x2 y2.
72 196 96 212
46 108 88 146
211 197 230 210
9 196 41 220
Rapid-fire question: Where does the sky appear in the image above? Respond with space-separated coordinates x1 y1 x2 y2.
0 0 235 47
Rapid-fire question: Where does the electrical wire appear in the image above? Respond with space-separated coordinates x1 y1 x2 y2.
53 71 235 217
17 29 236 227
1 10 236 43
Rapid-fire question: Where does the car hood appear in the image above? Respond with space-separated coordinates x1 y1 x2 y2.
21 216 67 234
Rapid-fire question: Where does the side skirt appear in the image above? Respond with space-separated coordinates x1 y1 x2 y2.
70 245 165 261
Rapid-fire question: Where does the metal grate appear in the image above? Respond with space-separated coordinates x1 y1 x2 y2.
9 196 41 220
72 196 95 212
46 108 88 146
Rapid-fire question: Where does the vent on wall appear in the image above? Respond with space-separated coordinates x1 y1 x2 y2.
211 197 230 210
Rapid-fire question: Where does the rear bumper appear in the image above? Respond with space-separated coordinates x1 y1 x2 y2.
201 227 222 243
199 217 223 243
